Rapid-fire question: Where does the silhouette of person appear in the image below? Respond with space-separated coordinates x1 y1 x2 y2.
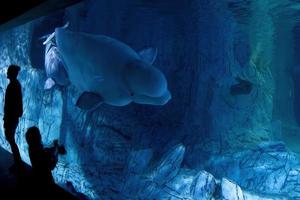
25 126 66 198
26 127 55 186
3 64 23 172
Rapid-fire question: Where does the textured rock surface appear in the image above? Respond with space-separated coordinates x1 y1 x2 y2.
121 144 290 200
243 192 288 200
221 178 288 200
0 0 298 199
122 144 187 199
221 178 245 200
207 142 300 199
192 170 216 200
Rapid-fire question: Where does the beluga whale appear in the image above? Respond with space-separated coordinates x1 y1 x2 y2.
45 26 171 110
42 22 70 89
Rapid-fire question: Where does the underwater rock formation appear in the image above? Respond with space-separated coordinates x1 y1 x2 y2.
122 144 186 199
207 142 300 199
221 178 287 200
221 178 244 200
121 143 291 200
122 144 216 200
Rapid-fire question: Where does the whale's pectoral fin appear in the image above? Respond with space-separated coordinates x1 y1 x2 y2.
43 32 56 45
44 78 56 90
138 48 158 65
76 92 103 110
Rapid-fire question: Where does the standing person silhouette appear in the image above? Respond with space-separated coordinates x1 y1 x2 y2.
3 65 23 172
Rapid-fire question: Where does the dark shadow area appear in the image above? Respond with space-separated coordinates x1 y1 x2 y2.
0 147 78 199
230 77 253 96
1 65 78 199
0 0 45 25
0 0 83 31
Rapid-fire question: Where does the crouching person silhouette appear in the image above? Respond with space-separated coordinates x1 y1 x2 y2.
25 126 66 197
3 65 23 172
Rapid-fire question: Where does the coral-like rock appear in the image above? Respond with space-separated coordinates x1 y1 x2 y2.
207 142 300 199
221 178 245 200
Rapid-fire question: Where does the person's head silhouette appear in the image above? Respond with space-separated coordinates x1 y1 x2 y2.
26 126 42 148
7 65 21 80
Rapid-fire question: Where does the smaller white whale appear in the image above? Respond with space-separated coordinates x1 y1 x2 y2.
43 23 70 89
54 28 171 110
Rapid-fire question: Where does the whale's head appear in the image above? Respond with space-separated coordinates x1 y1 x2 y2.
125 60 171 104
55 27 77 59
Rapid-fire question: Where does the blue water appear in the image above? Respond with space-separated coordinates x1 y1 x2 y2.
0 0 300 199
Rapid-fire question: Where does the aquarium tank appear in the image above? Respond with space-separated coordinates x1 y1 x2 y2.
1 0 300 199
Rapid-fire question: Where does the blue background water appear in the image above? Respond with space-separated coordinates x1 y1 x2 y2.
0 0 300 199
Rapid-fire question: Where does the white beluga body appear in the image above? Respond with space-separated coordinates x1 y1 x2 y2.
43 23 69 89
53 27 171 110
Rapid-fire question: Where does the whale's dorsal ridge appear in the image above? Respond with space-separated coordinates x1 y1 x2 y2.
138 47 158 65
